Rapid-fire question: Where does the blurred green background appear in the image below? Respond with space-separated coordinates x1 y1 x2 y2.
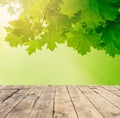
0 28 120 85
0 6 120 85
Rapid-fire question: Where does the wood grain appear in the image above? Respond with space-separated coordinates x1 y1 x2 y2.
0 85 119 118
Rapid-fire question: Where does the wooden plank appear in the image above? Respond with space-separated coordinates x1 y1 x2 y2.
0 85 17 90
0 85 120 118
9 85 27 90
0 85 7 90
89 86 120 109
79 86 120 118
53 85 78 118
67 86 103 118
113 86 120 90
101 86 120 97
5 86 44 118
0 89 19 103
0 87 32 118
28 85 55 118
1 85 28 90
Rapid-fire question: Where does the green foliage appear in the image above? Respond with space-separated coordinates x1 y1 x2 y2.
0 0 120 57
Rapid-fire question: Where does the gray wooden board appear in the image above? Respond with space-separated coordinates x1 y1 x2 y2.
5 86 44 118
0 87 32 118
67 86 103 118
79 86 120 118
28 86 55 118
53 86 78 118
89 86 120 109
0 85 119 118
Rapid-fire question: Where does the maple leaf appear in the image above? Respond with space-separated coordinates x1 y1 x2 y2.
5 33 23 47
100 21 120 57
26 40 42 55
41 24 65 51
66 23 91 55
79 0 118 27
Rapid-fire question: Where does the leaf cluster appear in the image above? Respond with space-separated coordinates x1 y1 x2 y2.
0 0 120 57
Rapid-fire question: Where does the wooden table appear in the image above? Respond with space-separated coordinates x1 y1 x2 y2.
0 85 120 118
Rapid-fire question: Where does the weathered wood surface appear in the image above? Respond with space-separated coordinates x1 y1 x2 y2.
0 85 120 118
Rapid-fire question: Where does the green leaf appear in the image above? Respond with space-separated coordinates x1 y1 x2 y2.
41 24 65 50
101 21 120 57
5 33 23 47
26 40 42 55
66 23 91 55
79 0 118 27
